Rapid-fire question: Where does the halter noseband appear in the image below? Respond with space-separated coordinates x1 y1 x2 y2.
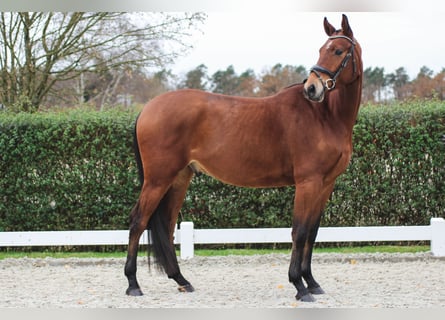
309 35 356 91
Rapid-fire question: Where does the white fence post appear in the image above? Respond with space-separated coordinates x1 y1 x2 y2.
431 217 445 257
180 221 194 260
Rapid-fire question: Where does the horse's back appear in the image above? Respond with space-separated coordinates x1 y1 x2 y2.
137 88 286 141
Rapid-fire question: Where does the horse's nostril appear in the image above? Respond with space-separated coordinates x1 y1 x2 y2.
308 84 316 96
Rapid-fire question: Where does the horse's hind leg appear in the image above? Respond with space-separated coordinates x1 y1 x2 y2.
124 185 168 296
158 167 195 292
125 166 193 296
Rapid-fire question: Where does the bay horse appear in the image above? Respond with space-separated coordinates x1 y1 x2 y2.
124 14 362 302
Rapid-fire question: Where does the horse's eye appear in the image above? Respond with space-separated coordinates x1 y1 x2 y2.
335 49 343 56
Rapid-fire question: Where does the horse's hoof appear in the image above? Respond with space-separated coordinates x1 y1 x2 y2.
178 284 195 292
126 287 143 296
296 292 316 302
309 286 325 295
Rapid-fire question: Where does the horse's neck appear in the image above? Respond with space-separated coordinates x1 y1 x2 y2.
328 78 362 133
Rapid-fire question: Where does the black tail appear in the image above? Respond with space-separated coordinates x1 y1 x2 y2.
133 113 179 276
133 113 144 187
148 196 181 276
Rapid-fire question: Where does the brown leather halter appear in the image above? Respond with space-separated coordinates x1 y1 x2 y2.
309 35 356 91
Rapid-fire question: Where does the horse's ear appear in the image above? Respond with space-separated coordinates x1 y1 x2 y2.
324 17 336 36
341 14 353 38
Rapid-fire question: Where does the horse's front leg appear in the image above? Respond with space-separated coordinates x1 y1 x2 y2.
289 223 314 302
288 180 328 302
301 182 335 295
300 217 324 295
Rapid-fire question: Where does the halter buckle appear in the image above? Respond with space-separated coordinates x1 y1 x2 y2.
325 79 336 90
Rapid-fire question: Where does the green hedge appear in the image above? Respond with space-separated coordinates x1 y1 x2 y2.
0 109 140 231
0 100 444 232
325 101 445 226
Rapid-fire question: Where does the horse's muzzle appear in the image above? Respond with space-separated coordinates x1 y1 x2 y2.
303 82 325 102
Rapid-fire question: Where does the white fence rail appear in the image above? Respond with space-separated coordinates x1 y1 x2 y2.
1 218 444 258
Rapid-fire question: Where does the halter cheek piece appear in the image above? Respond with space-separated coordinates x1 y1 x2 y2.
309 35 356 91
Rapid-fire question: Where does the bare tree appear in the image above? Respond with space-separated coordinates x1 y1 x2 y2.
0 12 206 111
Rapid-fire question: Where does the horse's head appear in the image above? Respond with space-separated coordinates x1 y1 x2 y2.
304 14 362 103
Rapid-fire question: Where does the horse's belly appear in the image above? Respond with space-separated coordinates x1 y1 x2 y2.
188 160 294 188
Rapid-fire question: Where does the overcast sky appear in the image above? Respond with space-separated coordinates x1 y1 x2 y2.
171 11 445 80
1 1 444 80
